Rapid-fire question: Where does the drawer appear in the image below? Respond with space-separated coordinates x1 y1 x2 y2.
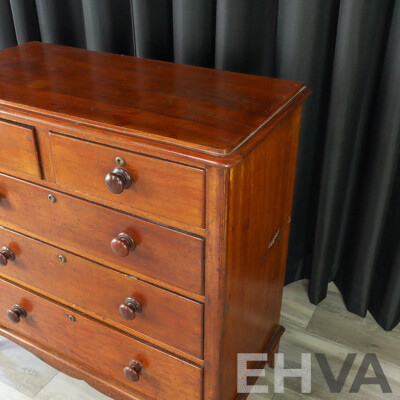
0 174 204 295
49 133 205 228
0 227 203 359
0 279 203 400
0 119 42 179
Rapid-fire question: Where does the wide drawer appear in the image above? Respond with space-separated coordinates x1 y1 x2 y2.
49 132 205 228
0 118 42 179
0 226 203 359
0 174 204 295
0 279 202 400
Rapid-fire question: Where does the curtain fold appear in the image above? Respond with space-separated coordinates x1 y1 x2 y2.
277 0 340 283
35 0 86 48
0 0 17 49
341 0 400 330
9 0 41 44
131 0 173 60
82 0 133 55
172 0 216 67
309 0 396 303
0 0 399 331
215 0 277 75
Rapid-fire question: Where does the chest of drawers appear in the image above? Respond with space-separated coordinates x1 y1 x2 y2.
0 42 310 400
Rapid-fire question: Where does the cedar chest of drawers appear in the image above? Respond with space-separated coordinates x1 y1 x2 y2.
0 42 310 399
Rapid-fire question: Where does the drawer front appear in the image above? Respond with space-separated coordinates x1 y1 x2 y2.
0 279 203 400
49 133 205 228
0 227 203 359
0 174 204 295
0 119 41 179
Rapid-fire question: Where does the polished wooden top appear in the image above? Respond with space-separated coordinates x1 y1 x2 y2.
0 42 307 156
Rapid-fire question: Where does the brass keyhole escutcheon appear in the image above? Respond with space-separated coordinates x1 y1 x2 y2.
115 156 126 167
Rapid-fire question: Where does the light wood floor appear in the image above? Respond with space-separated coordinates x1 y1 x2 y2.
0 280 398 399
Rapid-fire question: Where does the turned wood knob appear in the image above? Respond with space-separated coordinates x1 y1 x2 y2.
105 168 132 194
124 360 143 382
0 247 15 266
7 304 26 324
111 233 136 257
119 298 142 320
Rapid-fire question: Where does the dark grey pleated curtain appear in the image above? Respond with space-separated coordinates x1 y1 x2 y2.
1 0 399 331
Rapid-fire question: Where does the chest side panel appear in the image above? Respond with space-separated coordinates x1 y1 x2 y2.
220 106 303 399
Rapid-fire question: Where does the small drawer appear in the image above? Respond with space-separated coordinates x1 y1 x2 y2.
0 174 204 295
0 119 42 179
0 279 202 400
0 227 204 359
49 133 205 228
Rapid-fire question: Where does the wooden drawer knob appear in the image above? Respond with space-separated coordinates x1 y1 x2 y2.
124 360 143 382
119 297 142 320
7 304 26 324
0 247 15 266
105 168 132 194
111 233 136 257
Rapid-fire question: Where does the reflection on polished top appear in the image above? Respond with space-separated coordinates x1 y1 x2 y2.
0 41 306 155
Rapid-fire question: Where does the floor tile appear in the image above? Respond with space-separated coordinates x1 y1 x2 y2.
248 393 274 400
317 283 350 314
34 372 112 400
0 380 32 400
307 301 400 368
246 374 274 400
280 280 317 330
0 336 58 398
271 388 318 400
253 323 400 399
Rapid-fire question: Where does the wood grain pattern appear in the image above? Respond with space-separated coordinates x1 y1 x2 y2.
203 166 228 400
5 281 400 400
0 42 311 400
0 119 41 179
0 111 206 237
49 132 205 228
0 85 310 170
0 279 203 400
0 226 203 359
0 327 153 400
220 107 303 399
0 42 305 155
0 173 204 296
